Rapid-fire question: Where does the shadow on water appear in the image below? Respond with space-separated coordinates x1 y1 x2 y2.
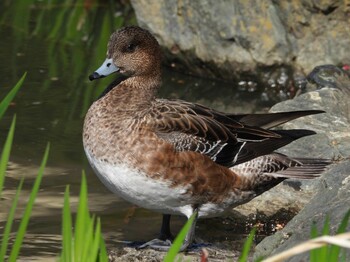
0 1 291 260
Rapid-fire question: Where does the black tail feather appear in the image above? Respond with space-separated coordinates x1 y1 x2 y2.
231 129 317 166
229 110 325 129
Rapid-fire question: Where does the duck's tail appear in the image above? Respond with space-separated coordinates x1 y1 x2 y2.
231 153 331 196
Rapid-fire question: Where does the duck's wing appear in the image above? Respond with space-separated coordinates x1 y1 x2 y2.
228 110 324 129
147 99 316 167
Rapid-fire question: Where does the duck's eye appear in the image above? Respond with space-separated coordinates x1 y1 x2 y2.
126 43 136 53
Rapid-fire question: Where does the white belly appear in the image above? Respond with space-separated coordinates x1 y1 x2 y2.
84 149 247 218
84 149 196 217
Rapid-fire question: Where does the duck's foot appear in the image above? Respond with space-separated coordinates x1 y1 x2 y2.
136 210 199 252
136 238 173 251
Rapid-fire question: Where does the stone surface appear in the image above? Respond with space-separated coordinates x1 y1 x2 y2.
253 161 350 261
252 65 350 260
235 65 350 216
130 0 350 81
108 243 242 262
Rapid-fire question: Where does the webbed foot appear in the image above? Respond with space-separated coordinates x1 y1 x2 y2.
136 238 173 251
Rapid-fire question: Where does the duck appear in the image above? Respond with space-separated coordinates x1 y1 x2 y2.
83 26 330 251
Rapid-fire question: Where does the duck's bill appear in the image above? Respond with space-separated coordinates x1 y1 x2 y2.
89 58 120 81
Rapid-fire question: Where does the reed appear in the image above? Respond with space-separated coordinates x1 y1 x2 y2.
60 172 108 262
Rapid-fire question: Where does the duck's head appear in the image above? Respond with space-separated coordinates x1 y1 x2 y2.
89 26 161 81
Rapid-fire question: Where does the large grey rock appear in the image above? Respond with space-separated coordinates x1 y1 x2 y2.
253 65 350 260
130 0 350 81
253 161 350 261
235 65 350 216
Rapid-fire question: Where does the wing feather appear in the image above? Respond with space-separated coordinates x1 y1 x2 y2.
146 99 322 167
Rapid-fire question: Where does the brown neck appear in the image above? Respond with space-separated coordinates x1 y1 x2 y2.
106 73 161 111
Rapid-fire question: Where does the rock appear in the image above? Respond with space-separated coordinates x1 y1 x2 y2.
108 243 242 262
253 161 350 261
235 65 350 217
253 65 350 260
130 1 350 81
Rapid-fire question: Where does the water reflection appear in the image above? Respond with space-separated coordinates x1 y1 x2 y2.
0 1 278 260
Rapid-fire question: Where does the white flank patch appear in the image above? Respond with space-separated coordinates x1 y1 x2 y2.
84 149 255 219
85 149 193 217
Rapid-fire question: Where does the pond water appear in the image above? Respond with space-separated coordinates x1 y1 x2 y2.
0 1 292 261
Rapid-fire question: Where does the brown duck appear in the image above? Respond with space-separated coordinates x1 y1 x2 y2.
84 26 330 251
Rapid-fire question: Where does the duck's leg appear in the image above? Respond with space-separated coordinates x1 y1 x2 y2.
178 209 198 252
137 210 198 252
136 214 173 250
159 214 173 241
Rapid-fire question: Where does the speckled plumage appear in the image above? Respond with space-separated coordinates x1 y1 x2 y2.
83 26 330 251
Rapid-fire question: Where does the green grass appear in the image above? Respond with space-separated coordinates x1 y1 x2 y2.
163 211 198 262
0 178 24 261
8 144 50 262
0 72 52 261
60 172 108 262
0 73 26 121
0 72 26 195
0 116 16 198
238 227 256 262
310 210 350 262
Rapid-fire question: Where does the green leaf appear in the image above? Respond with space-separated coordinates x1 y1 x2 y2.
8 143 50 262
329 209 350 261
61 185 73 262
48 0 70 39
310 222 319 262
164 211 198 262
74 171 89 261
99 236 108 262
336 209 350 235
90 218 102 260
60 171 108 262
238 227 256 262
81 216 95 262
0 178 24 261
318 216 330 262
0 116 16 196
0 72 26 121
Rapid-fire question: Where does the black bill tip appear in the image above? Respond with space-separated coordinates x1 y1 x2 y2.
89 72 105 81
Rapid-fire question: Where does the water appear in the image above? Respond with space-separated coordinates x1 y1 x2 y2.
0 2 288 261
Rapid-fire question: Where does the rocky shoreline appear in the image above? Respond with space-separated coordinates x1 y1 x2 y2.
130 1 350 82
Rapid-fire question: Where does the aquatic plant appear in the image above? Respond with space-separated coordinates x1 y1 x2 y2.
0 73 50 262
60 173 108 262
0 75 108 261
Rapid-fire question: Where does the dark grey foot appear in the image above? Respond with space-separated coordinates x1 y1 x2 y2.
137 210 199 252
136 237 194 252
136 238 172 251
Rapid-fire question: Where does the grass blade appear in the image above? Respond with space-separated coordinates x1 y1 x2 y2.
329 209 350 261
0 116 16 196
81 216 95 262
74 171 89 261
310 222 318 261
60 171 108 262
0 178 24 261
0 73 26 121
8 143 50 262
239 227 256 262
99 236 108 262
318 216 330 262
61 185 73 262
163 211 197 262
90 218 102 260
